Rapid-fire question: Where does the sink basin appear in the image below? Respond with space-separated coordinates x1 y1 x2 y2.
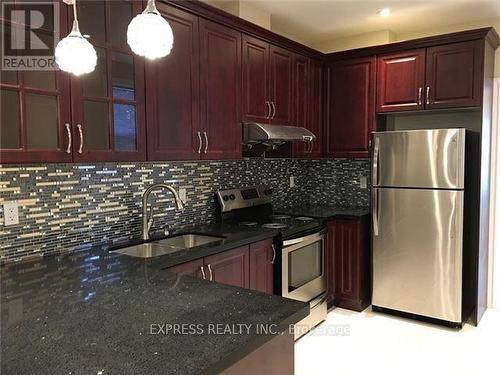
113 234 225 258
155 234 224 249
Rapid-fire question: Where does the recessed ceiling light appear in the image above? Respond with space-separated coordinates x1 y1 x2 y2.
378 8 392 17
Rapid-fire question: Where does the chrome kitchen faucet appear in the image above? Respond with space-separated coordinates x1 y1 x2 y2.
142 184 184 241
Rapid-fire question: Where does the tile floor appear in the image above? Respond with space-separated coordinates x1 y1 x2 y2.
296 307 500 375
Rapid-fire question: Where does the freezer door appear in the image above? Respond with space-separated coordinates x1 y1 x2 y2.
372 187 464 322
372 129 465 189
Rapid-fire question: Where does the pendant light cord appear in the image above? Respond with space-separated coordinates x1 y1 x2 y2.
72 0 78 23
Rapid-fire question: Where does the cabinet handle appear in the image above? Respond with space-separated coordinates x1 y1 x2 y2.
200 266 206 280
64 123 72 154
418 87 423 106
207 264 213 281
426 86 430 105
203 131 208 154
196 131 202 154
271 244 276 264
271 101 276 119
76 124 83 154
265 101 271 119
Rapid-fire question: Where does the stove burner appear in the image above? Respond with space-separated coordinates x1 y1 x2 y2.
239 222 258 227
295 216 314 221
270 214 291 220
262 223 288 229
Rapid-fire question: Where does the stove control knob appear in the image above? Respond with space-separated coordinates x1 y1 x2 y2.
223 195 229 201
229 194 236 200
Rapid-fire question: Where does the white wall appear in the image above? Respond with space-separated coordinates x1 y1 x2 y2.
490 78 500 308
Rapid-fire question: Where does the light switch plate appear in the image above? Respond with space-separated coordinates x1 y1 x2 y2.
3 201 19 225
360 176 368 189
179 188 187 203
289 176 295 188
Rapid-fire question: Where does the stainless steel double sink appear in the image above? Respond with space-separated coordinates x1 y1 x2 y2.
113 234 225 258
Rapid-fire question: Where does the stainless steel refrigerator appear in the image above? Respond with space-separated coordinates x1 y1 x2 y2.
372 128 466 324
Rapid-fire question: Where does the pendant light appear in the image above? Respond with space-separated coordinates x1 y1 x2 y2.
127 0 174 60
55 0 97 76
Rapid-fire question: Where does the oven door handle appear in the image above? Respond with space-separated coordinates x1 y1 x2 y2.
283 237 305 246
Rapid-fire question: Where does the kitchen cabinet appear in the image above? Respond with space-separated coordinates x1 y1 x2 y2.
146 3 200 161
71 0 146 162
377 41 482 113
326 57 375 158
292 54 310 157
425 40 482 109
242 35 271 123
326 216 370 311
376 49 426 113
204 245 249 288
269 45 294 126
167 240 276 293
249 239 275 294
199 19 242 160
307 59 323 157
0 3 72 163
168 258 205 278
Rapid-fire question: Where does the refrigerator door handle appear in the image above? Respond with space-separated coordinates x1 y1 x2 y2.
373 188 379 236
372 136 380 186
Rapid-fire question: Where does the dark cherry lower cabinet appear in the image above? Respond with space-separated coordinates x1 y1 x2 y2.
326 57 375 158
326 217 371 311
167 240 274 293
249 239 274 294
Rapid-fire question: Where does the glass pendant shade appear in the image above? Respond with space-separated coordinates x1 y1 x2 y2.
127 0 174 60
55 21 97 76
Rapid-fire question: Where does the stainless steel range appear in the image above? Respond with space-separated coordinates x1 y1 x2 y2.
217 186 327 339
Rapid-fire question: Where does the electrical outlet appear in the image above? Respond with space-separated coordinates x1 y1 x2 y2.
3 201 19 226
179 188 187 203
289 176 295 188
360 176 368 189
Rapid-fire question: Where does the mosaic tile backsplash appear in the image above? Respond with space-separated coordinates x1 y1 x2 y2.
0 158 370 263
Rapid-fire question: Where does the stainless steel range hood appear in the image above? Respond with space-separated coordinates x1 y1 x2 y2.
242 122 316 156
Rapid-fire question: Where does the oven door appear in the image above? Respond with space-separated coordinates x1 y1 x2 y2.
282 230 326 302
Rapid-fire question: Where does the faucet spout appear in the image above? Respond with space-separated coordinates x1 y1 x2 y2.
142 184 184 241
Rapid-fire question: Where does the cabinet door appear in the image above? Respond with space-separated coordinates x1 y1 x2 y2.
204 245 249 288
292 54 310 158
326 57 375 158
146 4 200 160
168 259 204 278
71 0 146 162
329 217 370 312
308 59 323 158
0 4 72 163
377 49 426 113
269 45 293 125
242 35 270 123
249 239 274 294
199 19 241 160
425 40 482 109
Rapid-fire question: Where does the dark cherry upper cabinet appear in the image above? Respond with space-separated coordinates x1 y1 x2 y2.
199 19 242 160
168 258 204 278
204 246 249 288
249 239 274 294
71 0 146 162
269 45 294 126
0 2 72 163
327 217 371 311
376 49 426 113
425 40 483 109
242 35 270 123
146 4 200 161
326 57 375 158
307 59 323 158
292 54 310 157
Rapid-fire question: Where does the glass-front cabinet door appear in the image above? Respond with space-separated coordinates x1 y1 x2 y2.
70 0 146 162
0 4 72 163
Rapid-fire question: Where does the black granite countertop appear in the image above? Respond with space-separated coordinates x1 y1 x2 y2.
1 224 309 375
277 205 370 219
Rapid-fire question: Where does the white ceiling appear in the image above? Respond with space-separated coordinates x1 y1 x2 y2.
242 0 500 44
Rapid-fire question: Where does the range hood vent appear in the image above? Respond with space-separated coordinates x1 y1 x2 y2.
242 122 316 157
